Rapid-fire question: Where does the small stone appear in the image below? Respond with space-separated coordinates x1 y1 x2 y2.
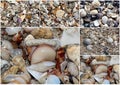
92 0 101 8
90 10 98 15
93 20 99 27
80 9 87 17
86 45 93 50
102 16 108 24
106 37 113 43
83 38 92 46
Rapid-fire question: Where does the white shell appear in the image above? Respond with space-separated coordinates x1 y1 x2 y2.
27 68 47 84
45 75 60 84
5 27 22 35
60 28 80 46
28 61 56 72
31 45 56 64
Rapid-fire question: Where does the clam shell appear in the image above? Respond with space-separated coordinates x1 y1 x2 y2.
31 45 56 64
95 65 107 74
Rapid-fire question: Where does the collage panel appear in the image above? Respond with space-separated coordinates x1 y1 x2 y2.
80 27 119 55
80 0 119 27
0 0 40 27
39 0 79 27
0 27 80 84
80 55 120 84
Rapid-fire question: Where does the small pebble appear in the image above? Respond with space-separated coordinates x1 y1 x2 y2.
83 38 92 46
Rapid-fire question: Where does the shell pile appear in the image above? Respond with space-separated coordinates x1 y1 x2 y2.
0 0 120 84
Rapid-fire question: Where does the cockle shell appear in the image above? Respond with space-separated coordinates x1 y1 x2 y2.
28 61 56 72
31 44 56 64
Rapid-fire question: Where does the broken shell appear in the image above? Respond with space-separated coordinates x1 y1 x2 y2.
95 65 107 74
5 27 22 35
110 56 119 65
31 45 56 64
27 68 47 84
28 61 56 72
113 65 119 73
2 40 13 50
45 75 60 84
67 45 80 65
67 62 79 77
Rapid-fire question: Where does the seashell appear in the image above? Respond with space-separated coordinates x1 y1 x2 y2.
2 40 13 50
102 16 108 24
95 56 107 61
12 56 26 72
113 65 119 73
80 9 87 17
45 75 60 84
81 78 95 84
102 79 110 84
56 9 65 19
67 45 80 65
92 0 101 8
3 73 31 84
24 34 35 42
91 59 108 65
27 68 48 84
82 55 91 59
60 28 80 46
5 27 22 35
95 65 107 74
10 49 23 58
1 48 10 60
31 45 56 64
28 61 56 72
67 62 79 77
25 39 58 47
110 56 119 65
0 59 10 69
